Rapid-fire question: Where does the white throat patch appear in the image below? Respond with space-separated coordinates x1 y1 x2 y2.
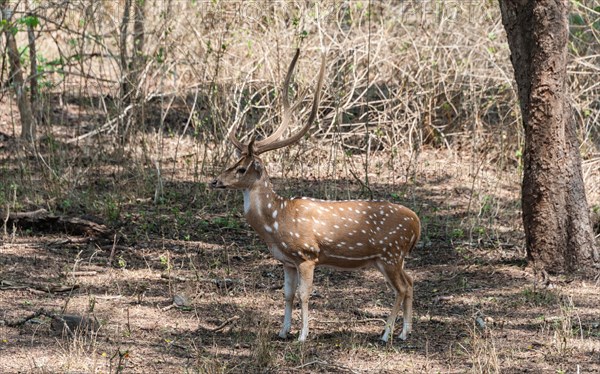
243 190 251 214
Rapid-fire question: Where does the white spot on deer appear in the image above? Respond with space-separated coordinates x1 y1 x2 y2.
379 240 384 244
273 221 279 231
357 243 363 246
404 217 410 221
339 207 344 211
264 225 273 233
267 203 272 209
281 242 288 248
304 243 310 248
361 230 366 234
380 210 384 215
349 246 354 250
334 225 340 229
294 233 300 238
264 181 268 187
272 210 278 218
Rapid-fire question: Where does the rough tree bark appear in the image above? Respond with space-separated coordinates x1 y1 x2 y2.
498 0 599 274
1 2 36 141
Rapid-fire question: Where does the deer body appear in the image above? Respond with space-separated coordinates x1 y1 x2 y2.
211 49 421 342
244 178 419 270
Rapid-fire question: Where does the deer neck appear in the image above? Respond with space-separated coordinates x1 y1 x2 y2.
242 175 284 223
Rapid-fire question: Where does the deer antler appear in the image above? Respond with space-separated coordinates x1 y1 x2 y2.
253 49 301 151
228 126 245 152
254 50 326 155
228 49 326 155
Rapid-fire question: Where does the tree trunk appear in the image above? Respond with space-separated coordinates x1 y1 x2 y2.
498 0 599 274
2 3 36 141
130 0 146 133
119 0 132 105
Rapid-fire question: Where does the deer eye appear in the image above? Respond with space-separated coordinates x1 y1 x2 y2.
236 167 247 174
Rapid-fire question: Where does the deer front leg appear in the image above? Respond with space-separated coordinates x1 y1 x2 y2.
279 265 298 339
297 261 315 342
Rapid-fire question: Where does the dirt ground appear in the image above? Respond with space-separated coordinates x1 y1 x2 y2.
1 124 599 373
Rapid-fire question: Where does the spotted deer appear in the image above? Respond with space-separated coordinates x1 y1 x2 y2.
210 49 421 342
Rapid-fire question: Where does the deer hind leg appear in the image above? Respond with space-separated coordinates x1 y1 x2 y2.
376 259 411 342
279 265 298 339
296 261 315 342
398 269 414 340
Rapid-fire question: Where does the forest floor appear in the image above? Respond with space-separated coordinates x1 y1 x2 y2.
1 116 600 373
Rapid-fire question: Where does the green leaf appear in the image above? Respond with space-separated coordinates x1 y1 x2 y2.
19 15 39 28
569 13 585 26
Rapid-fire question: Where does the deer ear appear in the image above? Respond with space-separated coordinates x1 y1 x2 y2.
234 148 242 158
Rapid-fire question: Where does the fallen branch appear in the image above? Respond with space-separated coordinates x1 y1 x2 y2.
0 280 79 294
61 271 99 277
0 209 111 237
3 308 98 337
209 315 240 332
3 308 46 327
